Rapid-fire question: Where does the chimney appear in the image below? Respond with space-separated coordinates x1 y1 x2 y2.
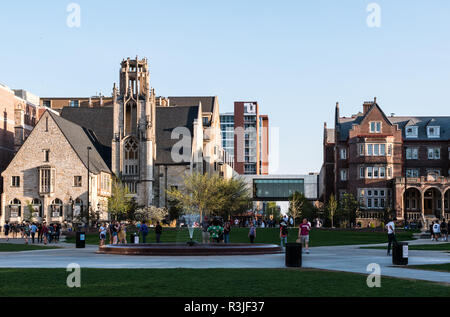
363 101 373 115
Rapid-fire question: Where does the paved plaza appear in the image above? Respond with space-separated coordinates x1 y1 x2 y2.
0 238 449 284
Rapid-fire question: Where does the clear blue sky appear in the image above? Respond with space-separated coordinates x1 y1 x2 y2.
1 0 449 174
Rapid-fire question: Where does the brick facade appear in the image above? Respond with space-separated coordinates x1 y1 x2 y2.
322 99 450 227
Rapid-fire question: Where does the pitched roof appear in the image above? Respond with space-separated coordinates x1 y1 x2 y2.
155 106 199 165
59 107 113 168
168 96 215 113
337 107 450 141
48 111 111 174
389 116 450 140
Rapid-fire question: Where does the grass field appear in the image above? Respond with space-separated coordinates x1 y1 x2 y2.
0 243 60 252
0 268 447 297
408 263 450 273
65 228 416 247
361 243 450 251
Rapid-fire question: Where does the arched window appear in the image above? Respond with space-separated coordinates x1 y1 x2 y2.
50 198 63 217
124 138 139 160
31 198 43 217
124 138 139 175
9 199 21 217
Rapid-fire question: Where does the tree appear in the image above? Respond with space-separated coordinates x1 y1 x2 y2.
134 206 168 223
166 173 251 221
336 193 359 228
264 202 281 222
166 172 226 220
108 178 133 221
289 191 314 226
216 176 251 220
326 194 338 228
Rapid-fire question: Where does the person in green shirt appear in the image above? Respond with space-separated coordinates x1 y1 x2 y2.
207 220 224 243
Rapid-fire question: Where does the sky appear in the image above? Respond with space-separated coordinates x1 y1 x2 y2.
1 0 449 175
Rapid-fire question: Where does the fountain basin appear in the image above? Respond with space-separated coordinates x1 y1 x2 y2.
97 243 283 256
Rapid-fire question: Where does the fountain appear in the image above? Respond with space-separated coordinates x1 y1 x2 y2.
97 213 282 256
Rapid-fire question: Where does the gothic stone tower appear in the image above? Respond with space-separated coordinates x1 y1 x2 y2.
111 57 156 206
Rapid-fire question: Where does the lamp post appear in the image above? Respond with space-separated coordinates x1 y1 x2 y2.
87 146 92 229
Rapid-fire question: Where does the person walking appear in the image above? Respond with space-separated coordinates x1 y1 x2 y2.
108 221 115 244
30 223 38 244
430 222 435 241
432 221 441 242
280 221 288 249
3 222 10 242
12 223 18 239
140 221 149 243
298 218 311 254
223 222 231 244
23 222 30 245
441 219 448 242
201 216 210 244
248 222 256 243
37 223 43 244
99 223 107 247
386 217 397 256
155 221 162 243
42 222 49 245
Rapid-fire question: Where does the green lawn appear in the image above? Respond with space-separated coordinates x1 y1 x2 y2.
408 263 450 273
361 243 450 251
65 228 416 247
0 243 60 252
0 268 447 297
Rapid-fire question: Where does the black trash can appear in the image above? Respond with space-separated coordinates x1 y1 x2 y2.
76 231 86 249
285 243 302 267
392 242 408 265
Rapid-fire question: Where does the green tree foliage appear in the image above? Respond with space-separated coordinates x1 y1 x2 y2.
336 193 360 227
108 178 134 221
166 173 251 220
264 202 281 221
217 176 251 220
289 191 315 226
326 194 338 228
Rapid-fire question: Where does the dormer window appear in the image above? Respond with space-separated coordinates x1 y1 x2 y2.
427 126 440 138
370 121 381 133
405 126 418 138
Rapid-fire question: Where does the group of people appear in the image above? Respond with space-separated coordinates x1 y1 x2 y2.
201 217 231 244
279 218 311 253
98 221 164 246
430 219 448 242
2 221 61 245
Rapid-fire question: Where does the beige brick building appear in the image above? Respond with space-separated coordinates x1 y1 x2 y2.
1 111 112 226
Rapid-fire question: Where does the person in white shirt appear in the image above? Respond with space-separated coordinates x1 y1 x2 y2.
386 217 397 256
432 221 441 241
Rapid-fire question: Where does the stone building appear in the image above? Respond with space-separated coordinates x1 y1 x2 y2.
42 57 235 210
321 99 450 227
0 111 112 226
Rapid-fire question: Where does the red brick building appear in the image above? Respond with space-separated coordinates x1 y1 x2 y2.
322 98 450 227
0 84 42 213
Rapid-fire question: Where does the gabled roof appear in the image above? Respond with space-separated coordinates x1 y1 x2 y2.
336 103 450 141
59 107 113 168
48 111 111 174
155 106 200 165
168 96 216 113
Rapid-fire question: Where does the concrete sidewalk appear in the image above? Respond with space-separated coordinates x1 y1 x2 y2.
0 238 448 284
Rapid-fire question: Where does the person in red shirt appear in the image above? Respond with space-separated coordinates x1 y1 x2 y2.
298 218 311 254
